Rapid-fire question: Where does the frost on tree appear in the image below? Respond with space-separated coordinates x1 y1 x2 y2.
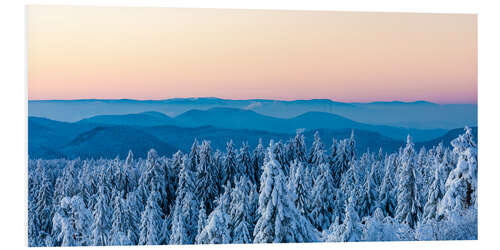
394 135 421 229
310 163 337 232
229 176 255 243
378 156 397 217
196 183 232 244
438 127 477 219
309 131 328 166
253 141 318 243
237 142 256 185
196 141 218 213
287 160 312 221
169 156 199 244
91 185 112 246
52 196 93 246
138 185 164 245
340 196 362 242
110 191 131 245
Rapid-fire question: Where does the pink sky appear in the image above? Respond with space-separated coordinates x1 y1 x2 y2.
27 6 477 104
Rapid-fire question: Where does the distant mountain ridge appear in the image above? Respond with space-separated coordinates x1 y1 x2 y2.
28 115 477 160
76 107 446 142
28 97 477 129
79 111 176 126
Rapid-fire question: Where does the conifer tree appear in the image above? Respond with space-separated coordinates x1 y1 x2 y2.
196 183 232 244
340 196 362 242
125 191 141 244
230 176 254 243
169 157 199 244
422 167 443 223
252 139 266 189
237 142 255 184
223 140 238 186
395 135 421 229
378 159 396 217
33 168 54 246
293 129 308 163
310 163 337 231
196 140 218 213
438 127 477 218
309 131 327 166
138 187 164 245
287 160 312 220
92 185 112 246
253 141 318 243
197 203 207 238
110 191 130 245
52 196 93 246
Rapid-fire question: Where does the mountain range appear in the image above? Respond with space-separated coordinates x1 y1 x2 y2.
77 108 446 142
28 98 477 129
28 113 477 160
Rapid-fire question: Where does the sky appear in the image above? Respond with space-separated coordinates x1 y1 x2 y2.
27 6 477 104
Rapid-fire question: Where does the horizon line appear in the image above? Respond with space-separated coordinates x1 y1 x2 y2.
27 97 478 105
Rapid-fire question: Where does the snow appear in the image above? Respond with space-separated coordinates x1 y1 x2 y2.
28 127 477 246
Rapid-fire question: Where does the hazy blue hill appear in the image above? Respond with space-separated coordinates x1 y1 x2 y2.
173 108 446 142
361 100 437 106
141 125 292 153
287 112 360 129
61 126 177 159
29 115 476 159
78 111 176 127
64 108 448 142
417 127 478 149
29 117 98 147
175 107 284 131
28 98 477 129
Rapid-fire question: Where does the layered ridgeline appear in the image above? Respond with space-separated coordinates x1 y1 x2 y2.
28 108 477 159
27 128 477 246
29 98 476 129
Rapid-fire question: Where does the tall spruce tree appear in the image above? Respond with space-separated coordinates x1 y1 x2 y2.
138 186 164 245
253 141 318 243
196 140 218 213
394 135 421 229
310 163 337 231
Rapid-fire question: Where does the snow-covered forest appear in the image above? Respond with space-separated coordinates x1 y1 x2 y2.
27 127 477 246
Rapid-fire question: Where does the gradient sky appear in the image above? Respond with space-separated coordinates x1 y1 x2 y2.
27 6 477 103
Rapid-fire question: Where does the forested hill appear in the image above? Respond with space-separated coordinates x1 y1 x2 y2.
29 115 477 159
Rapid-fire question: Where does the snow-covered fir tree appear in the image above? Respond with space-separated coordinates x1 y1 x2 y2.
223 140 238 186
169 156 199 244
253 141 318 243
91 185 112 246
394 135 421 229
340 196 362 242
287 160 312 220
378 157 397 217
52 196 93 246
251 138 266 189
138 184 165 245
310 163 338 232
196 140 218 213
438 127 477 218
229 176 254 243
110 191 130 245
237 142 256 184
196 183 232 244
